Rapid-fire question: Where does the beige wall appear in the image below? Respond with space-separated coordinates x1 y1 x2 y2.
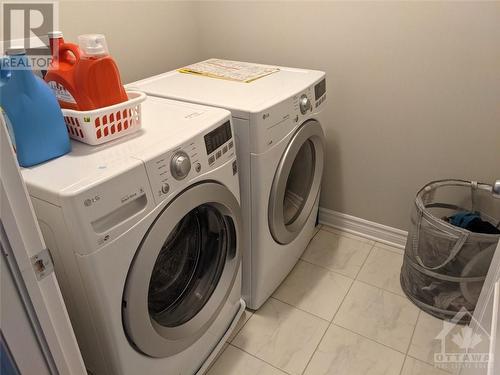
196 1 500 230
59 1 200 83
59 1 500 231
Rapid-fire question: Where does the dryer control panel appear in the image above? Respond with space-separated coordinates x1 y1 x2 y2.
144 120 235 204
250 76 326 154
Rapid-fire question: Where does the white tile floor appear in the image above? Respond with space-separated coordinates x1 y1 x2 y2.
207 225 460 375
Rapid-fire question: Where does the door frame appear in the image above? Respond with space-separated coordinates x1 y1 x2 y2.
0 114 86 374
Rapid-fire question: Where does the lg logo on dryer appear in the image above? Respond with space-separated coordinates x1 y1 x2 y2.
84 195 101 207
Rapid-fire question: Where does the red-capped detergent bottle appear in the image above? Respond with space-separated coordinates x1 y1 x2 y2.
48 31 65 58
45 34 128 110
48 31 77 63
45 31 80 109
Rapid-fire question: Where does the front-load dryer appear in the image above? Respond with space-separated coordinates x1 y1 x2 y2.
22 96 245 375
130 61 327 309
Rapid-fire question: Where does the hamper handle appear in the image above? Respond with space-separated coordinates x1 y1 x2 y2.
413 208 470 271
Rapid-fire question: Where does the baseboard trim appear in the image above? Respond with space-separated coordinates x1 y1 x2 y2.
318 207 408 249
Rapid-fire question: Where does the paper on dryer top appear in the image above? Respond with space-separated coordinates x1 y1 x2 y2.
178 59 280 83
129 63 325 119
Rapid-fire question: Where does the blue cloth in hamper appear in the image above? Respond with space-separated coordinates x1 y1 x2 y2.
449 211 500 235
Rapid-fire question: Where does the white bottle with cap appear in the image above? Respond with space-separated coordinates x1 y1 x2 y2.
78 34 109 58
69 34 127 110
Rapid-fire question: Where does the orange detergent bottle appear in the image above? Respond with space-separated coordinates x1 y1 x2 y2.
45 34 128 110
48 31 77 63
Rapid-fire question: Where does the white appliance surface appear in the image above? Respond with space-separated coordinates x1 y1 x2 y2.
130 62 325 119
21 96 245 375
460 241 500 375
130 61 327 309
22 96 230 203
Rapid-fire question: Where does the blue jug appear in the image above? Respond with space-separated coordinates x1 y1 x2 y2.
0 50 70 167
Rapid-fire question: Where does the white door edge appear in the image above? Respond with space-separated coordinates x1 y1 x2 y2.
0 113 86 374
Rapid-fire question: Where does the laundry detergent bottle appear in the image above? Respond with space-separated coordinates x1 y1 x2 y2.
45 33 128 110
48 31 77 65
45 31 81 108
0 49 71 167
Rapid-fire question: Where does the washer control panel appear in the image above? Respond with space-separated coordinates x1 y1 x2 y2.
170 150 191 180
299 94 312 114
313 78 326 108
204 121 234 167
144 120 235 204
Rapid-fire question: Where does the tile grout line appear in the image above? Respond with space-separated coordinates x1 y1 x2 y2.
299 320 332 375
398 354 409 375
302 238 377 374
319 241 415 360
231 296 329 375
354 278 411 300
228 311 254 344
306 227 415 374
227 343 292 375
320 224 377 245
300 226 380 281
352 241 377 280
299 252 363 375
353 238 421 358
205 342 229 374
371 242 405 255
298 257 356 280
278 226 367 375
228 227 411 375
347 243 421 363
405 354 455 375
311 225 323 241
332 322 409 356
270 296 331 323
230 227 359 374
404 310 421 355
352 238 407 298
321 223 405 255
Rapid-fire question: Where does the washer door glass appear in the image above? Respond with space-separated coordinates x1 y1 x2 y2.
148 204 231 327
268 120 325 245
122 182 241 358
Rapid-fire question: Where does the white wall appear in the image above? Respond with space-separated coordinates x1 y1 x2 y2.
59 1 500 231
196 1 500 230
59 1 200 83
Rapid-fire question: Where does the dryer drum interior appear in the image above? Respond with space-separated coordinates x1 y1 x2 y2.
122 182 241 358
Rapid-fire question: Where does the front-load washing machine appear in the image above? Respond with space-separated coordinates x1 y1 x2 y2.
130 61 327 309
21 95 245 375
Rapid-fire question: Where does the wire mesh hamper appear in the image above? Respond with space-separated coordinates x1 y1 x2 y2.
401 180 500 323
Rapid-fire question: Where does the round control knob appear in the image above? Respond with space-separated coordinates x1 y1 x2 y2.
170 151 191 180
161 183 170 195
299 94 311 115
195 162 201 173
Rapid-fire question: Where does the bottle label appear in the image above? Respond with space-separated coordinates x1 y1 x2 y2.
47 81 77 104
